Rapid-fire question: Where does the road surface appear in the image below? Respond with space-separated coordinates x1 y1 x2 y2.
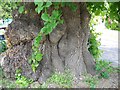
95 24 119 67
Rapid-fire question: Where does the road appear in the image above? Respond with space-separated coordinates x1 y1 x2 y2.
95 25 119 67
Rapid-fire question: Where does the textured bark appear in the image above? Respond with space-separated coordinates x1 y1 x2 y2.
0 2 96 83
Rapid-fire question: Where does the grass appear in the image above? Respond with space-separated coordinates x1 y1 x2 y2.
84 74 98 88
40 71 73 88
0 78 17 88
1 66 73 88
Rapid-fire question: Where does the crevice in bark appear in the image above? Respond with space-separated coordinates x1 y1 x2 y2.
57 35 63 60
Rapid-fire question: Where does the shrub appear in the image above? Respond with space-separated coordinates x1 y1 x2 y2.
95 60 113 79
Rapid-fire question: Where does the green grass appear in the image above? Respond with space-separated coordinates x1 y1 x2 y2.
84 74 98 88
40 71 73 88
0 78 18 88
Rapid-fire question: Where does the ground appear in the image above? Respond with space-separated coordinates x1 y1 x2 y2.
0 72 118 88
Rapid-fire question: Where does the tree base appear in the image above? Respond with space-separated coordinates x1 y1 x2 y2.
0 2 96 83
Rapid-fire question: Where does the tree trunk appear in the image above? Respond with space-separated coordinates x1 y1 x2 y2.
0 2 96 83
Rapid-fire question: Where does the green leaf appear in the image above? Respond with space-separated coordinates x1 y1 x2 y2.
41 26 52 35
48 22 57 29
95 65 102 71
31 64 36 72
35 6 43 14
51 10 60 19
34 2 44 14
44 2 52 8
101 72 109 79
41 22 57 35
34 2 39 6
18 6 24 14
34 62 39 67
35 53 43 61
41 26 48 34
41 12 50 21
34 1 43 6
34 35 42 47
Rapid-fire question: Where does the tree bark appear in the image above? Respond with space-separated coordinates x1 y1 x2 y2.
0 2 96 83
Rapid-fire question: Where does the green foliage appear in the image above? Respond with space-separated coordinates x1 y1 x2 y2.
29 35 43 72
29 2 76 72
88 16 102 60
0 1 18 19
0 40 7 54
18 5 24 14
41 71 73 88
15 69 33 88
105 2 120 31
34 2 44 14
34 1 52 14
29 2 56 72
29 50 43 72
87 2 118 79
88 29 102 60
87 2 120 31
84 75 98 88
41 10 63 35
0 78 18 88
95 60 113 79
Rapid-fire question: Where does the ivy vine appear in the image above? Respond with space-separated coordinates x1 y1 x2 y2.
29 2 78 72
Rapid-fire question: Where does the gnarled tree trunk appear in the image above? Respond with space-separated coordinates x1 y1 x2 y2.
0 2 96 83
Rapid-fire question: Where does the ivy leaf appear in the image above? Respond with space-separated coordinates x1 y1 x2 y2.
34 62 39 67
34 35 42 47
41 27 48 34
95 66 101 71
35 53 43 61
101 72 109 79
35 6 43 14
48 22 57 29
34 1 43 6
41 26 52 35
34 2 43 14
41 12 50 21
31 64 36 72
44 2 52 8
18 6 24 14
51 10 60 20
34 2 39 6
